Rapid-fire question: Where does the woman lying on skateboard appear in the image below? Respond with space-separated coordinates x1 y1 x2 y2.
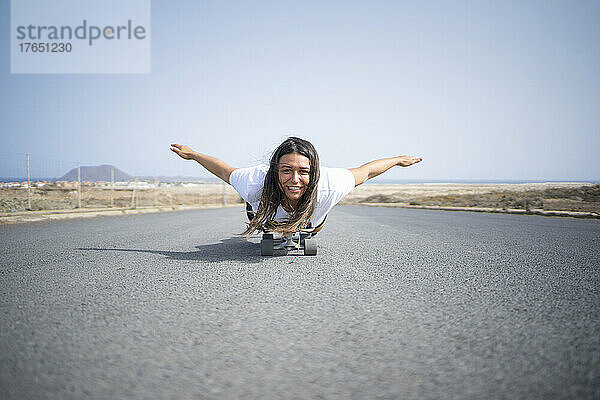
170 137 422 237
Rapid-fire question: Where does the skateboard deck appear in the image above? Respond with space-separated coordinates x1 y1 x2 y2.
246 203 322 256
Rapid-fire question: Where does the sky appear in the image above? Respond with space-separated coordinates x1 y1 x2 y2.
1 0 599 181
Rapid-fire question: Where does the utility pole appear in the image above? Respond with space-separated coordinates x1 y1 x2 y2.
77 163 82 208
26 154 31 210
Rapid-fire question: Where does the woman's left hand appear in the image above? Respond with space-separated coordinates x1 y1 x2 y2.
396 156 423 167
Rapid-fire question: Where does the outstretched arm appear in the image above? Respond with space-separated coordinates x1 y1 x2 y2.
349 156 422 187
170 143 236 184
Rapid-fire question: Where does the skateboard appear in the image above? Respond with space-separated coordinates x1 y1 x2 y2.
260 230 317 256
247 202 321 256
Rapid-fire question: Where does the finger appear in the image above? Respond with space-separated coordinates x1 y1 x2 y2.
170 143 181 149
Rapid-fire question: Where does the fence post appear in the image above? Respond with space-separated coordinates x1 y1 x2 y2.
130 177 137 209
77 163 82 208
154 179 159 206
26 154 31 210
201 183 205 206
110 167 114 208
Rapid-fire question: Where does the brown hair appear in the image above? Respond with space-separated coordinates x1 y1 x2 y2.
243 137 320 236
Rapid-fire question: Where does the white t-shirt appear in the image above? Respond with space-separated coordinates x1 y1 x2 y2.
229 164 355 227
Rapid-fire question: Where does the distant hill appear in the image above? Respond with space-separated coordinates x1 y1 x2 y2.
58 165 133 182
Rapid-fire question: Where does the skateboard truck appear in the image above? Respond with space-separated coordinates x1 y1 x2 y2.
260 231 317 256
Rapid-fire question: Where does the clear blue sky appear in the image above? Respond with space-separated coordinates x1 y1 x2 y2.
1 0 599 181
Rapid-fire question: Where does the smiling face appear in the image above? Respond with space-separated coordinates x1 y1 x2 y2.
278 152 311 208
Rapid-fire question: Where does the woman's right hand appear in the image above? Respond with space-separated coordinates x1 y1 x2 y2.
170 143 196 160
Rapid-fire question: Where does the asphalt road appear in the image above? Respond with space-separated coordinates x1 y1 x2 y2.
1 205 599 399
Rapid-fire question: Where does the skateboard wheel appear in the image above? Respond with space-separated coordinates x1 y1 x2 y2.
260 238 274 256
304 238 317 256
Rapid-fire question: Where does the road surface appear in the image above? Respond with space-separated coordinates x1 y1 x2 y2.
1 205 599 399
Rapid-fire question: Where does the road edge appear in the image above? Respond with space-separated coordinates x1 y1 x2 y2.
0 204 244 225
355 202 600 219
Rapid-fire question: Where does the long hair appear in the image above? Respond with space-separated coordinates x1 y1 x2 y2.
242 137 320 236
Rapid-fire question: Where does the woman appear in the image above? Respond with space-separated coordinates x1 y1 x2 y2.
170 137 422 236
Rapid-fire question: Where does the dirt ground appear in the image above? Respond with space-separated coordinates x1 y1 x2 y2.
0 184 243 213
2 182 599 215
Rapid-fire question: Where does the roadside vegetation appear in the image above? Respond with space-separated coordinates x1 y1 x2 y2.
342 184 600 214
